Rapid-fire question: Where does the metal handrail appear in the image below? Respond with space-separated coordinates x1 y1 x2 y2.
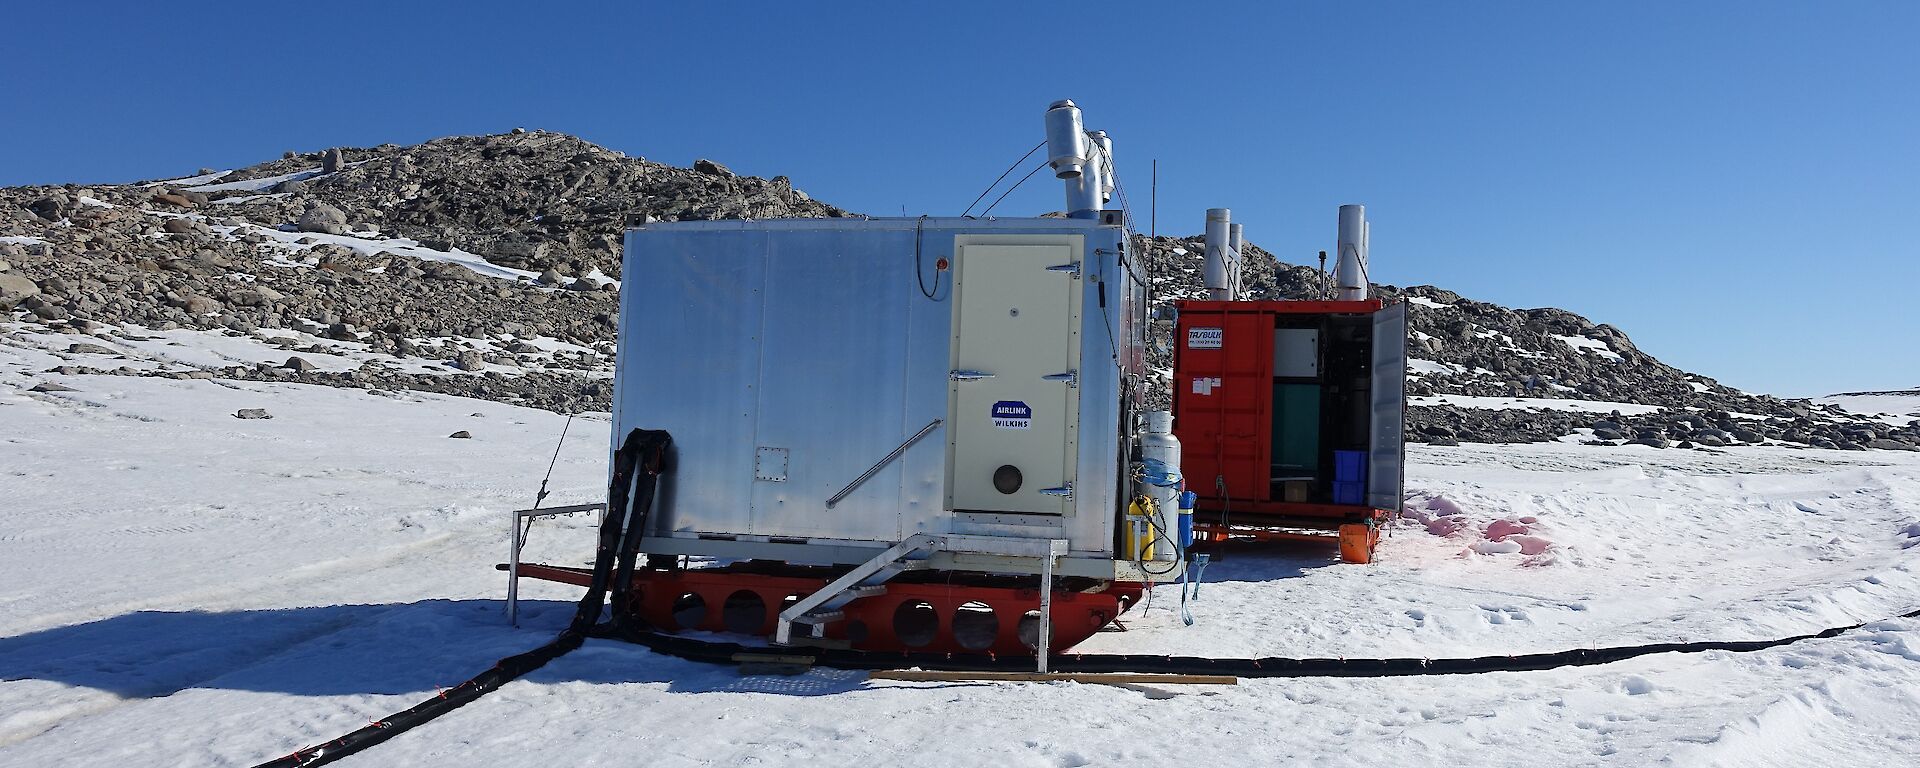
825 418 943 508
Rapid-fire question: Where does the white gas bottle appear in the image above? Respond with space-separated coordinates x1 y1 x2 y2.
1138 410 1182 561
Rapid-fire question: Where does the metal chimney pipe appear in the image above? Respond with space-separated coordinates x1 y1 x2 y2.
1091 130 1114 204
1045 99 1103 219
1228 222 1245 298
1044 100 1087 179
1204 208 1234 301
1335 204 1368 301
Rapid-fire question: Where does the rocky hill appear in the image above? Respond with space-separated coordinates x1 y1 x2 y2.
2 130 1915 451
1134 236 1916 450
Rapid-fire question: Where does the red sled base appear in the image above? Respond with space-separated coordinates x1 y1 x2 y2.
513 561 1146 656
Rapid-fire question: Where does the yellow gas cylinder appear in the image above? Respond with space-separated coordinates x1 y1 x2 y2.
1124 496 1158 562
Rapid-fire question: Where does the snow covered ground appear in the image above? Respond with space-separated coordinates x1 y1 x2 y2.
1823 392 1920 427
4 313 611 380
1408 393 1665 416
3 327 1918 767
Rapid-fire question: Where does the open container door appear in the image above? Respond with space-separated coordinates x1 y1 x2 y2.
1367 303 1407 512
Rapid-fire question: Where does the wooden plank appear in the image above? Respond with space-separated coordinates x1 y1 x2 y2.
868 670 1237 685
731 653 816 665
733 653 815 677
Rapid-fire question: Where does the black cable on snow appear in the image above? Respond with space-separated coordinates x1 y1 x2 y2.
592 604 1920 679
252 430 671 768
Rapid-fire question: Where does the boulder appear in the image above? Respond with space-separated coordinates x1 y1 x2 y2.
453 350 486 371
226 286 284 307
693 158 734 177
283 356 318 372
28 194 72 221
234 408 273 420
448 430 473 439
0 273 39 305
296 202 350 235
180 295 223 315
323 147 345 173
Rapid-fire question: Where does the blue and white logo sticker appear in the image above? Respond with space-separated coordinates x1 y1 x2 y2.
991 400 1032 430
1187 327 1223 349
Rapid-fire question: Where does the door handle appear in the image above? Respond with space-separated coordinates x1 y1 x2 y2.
1042 370 1077 387
1039 483 1073 500
949 370 996 381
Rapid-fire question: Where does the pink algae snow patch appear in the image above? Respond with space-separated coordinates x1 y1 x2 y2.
1407 495 1558 557
1507 534 1554 556
1426 517 1467 536
1481 519 1556 556
1416 496 1473 536
1484 519 1530 540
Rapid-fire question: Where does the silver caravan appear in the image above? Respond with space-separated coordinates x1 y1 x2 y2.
609 214 1161 580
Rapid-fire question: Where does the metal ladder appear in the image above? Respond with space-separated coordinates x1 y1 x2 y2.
773 534 1070 672
775 533 941 646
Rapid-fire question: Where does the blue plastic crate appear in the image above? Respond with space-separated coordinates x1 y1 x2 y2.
1332 480 1366 506
1334 450 1368 484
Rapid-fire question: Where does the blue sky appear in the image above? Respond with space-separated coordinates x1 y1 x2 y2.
4 2 1914 396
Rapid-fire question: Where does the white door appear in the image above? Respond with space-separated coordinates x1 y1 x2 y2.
948 243 1082 514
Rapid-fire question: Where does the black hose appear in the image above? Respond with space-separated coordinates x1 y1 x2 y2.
252 430 671 768
596 604 1920 679
607 431 671 630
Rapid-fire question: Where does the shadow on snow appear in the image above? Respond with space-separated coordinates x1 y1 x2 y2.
1183 538 1343 583
0 545 1331 701
0 598 864 700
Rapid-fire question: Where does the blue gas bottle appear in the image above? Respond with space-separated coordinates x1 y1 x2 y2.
1178 490 1197 548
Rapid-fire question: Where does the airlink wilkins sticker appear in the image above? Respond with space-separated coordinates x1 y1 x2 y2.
991 400 1032 430
1188 327 1223 349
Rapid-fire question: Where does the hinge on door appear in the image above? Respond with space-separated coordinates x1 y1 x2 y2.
1046 262 1081 278
1042 370 1077 387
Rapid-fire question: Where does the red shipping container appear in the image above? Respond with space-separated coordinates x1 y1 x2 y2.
1171 299 1404 531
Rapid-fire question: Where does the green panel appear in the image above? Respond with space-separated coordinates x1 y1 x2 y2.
1271 383 1321 476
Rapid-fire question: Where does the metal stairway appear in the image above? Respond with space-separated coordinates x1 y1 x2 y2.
775 533 940 646
773 533 1071 648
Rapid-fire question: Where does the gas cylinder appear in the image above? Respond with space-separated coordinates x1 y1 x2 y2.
1138 411 1182 561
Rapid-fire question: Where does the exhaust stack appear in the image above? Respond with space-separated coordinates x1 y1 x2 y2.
1335 204 1369 301
1204 208 1235 300
1091 130 1114 205
1044 100 1106 219
1228 222 1245 298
